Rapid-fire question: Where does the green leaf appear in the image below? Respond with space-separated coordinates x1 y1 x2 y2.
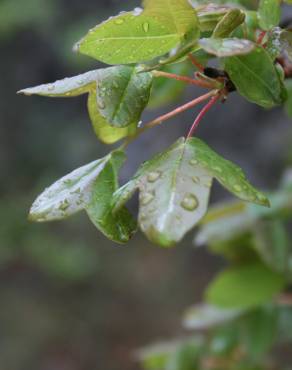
284 79 292 118
75 12 181 65
87 90 137 144
19 66 152 139
254 220 292 279
212 9 246 38
148 61 191 109
95 65 153 128
240 306 278 359
197 4 231 32
206 263 286 309
29 151 137 244
113 138 269 247
224 46 284 108
258 0 281 31
199 37 255 57
183 303 243 330
143 0 200 41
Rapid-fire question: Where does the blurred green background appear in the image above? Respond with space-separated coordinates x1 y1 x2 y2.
1 1 292 369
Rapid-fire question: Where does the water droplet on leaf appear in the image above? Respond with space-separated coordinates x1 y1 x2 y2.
181 194 199 211
147 171 161 183
143 22 149 32
141 191 155 205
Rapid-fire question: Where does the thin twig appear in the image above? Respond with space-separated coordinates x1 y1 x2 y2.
187 93 221 138
152 70 216 89
188 53 205 71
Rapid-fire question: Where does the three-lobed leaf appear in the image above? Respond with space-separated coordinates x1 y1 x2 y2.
113 137 269 247
29 151 137 243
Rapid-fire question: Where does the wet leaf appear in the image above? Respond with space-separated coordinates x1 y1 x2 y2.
75 12 181 65
87 90 137 144
183 303 243 330
212 9 246 38
258 0 281 31
196 4 231 32
113 137 269 247
29 151 137 244
95 66 153 127
19 66 152 138
224 46 284 108
143 0 200 41
206 263 286 309
199 37 255 57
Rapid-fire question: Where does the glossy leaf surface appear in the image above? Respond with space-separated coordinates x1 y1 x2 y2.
224 46 284 108
143 0 199 40
212 9 245 38
29 151 137 243
258 0 281 31
113 138 269 247
75 12 181 64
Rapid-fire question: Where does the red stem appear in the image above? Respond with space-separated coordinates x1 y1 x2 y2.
153 70 215 89
188 53 205 71
187 94 221 138
257 30 267 45
143 90 217 131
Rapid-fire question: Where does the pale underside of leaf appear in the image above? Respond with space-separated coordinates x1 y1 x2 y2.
199 37 255 57
29 151 137 243
76 12 181 64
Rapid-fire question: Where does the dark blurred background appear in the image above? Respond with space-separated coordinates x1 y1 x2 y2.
1 1 292 369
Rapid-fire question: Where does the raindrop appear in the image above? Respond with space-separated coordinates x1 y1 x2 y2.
181 193 199 211
147 171 161 183
192 176 200 184
143 22 149 32
141 191 155 205
233 184 242 192
48 84 55 92
189 159 198 166
98 100 106 109
115 19 124 25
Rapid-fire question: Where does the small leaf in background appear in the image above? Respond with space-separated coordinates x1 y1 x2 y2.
240 306 278 359
196 4 231 32
29 151 137 244
267 28 292 62
258 0 281 31
96 66 153 127
224 46 284 108
206 263 286 309
212 9 246 38
113 138 269 247
143 0 200 41
148 61 192 109
254 220 292 280
199 37 255 57
75 12 181 65
183 303 243 330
